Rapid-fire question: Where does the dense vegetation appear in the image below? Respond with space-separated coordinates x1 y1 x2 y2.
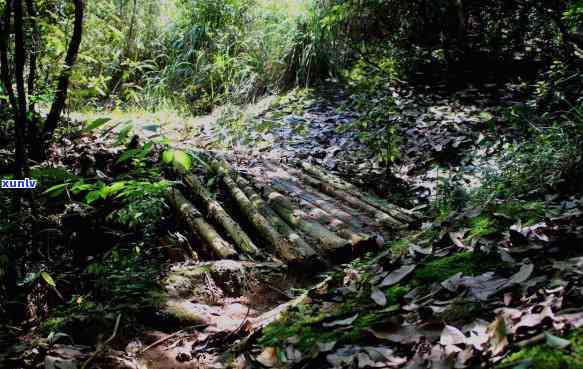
1 1 583 369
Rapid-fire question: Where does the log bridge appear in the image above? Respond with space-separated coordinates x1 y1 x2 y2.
166 156 419 266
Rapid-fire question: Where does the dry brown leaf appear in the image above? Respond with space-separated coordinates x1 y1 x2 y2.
440 325 466 346
256 347 278 367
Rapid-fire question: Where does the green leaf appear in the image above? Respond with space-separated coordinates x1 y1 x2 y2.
85 190 101 204
40 271 56 287
116 124 133 144
108 181 126 194
83 117 111 132
162 149 174 164
44 183 67 197
116 149 139 164
172 150 192 172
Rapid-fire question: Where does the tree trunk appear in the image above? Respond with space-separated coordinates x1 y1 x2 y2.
38 0 84 159
166 189 237 259
25 0 39 144
184 174 260 256
10 0 29 212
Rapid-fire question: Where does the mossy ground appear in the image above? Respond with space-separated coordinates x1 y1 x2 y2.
413 251 508 284
258 285 408 354
501 330 583 369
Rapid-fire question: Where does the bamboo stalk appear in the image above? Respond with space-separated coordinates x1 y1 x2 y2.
282 163 405 228
234 175 318 262
296 161 417 223
264 187 350 252
185 175 260 256
211 161 315 263
166 189 237 259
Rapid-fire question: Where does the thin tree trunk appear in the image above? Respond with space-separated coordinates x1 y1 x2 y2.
0 1 18 121
13 0 27 183
38 0 84 159
25 0 39 143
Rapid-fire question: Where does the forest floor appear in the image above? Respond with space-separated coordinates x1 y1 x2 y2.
4 80 583 369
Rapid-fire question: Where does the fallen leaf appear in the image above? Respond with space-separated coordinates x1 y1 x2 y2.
317 341 337 352
440 325 466 346
380 265 416 287
506 264 534 286
256 347 278 367
544 332 571 349
326 346 359 367
371 288 387 306
323 314 359 327
487 316 509 355
449 230 469 249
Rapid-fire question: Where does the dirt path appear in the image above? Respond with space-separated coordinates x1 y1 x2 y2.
41 83 529 369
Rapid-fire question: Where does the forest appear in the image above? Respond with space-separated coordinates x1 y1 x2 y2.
1 0 583 368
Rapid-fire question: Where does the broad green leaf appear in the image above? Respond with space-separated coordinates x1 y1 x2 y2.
44 183 67 197
83 117 111 132
116 149 139 164
172 150 192 172
85 190 101 204
108 181 126 194
162 149 174 164
41 271 56 287
116 124 134 144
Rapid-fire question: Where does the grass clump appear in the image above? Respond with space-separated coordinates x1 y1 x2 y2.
413 251 506 284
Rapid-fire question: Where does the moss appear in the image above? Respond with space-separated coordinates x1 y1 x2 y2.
501 330 583 369
385 285 411 305
468 216 497 239
389 239 410 258
494 200 549 226
258 300 394 354
413 251 506 284
39 317 67 334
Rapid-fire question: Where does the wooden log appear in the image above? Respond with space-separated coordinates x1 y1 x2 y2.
263 162 364 230
294 199 372 245
264 187 350 252
233 175 318 261
258 161 373 244
281 163 405 228
184 175 260 256
166 189 237 259
296 161 418 223
212 162 313 264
